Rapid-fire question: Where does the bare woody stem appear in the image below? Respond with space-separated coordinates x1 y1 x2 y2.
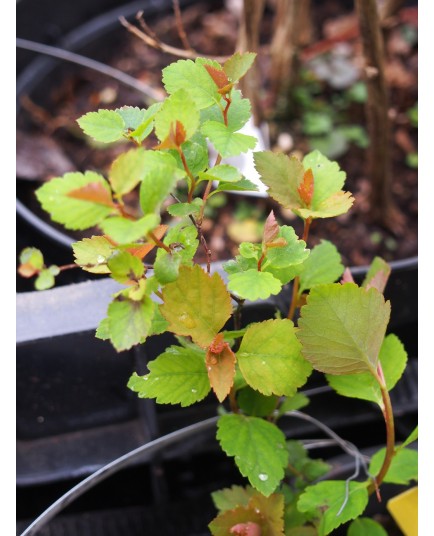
368 365 396 495
355 0 395 228
287 217 312 320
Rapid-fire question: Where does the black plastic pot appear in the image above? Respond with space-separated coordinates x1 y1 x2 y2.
17 411 417 536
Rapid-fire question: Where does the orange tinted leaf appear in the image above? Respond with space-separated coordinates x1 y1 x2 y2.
204 64 230 89
341 267 355 284
160 265 232 348
18 263 38 278
209 506 263 536
154 120 187 149
297 168 315 207
127 225 168 259
67 181 114 207
265 237 288 249
206 333 236 402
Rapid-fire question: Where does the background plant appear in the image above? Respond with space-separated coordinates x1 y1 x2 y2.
18 53 417 535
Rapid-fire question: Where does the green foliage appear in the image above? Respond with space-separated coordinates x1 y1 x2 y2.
237 319 312 397
297 481 369 535
77 109 126 142
36 171 114 230
347 517 388 536
22 52 413 535
297 284 391 375
128 345 210 406
217 414 289 496
100 214 160 244
399 426 418 450
326 334 407 406
298 240 344 294
369 447 418 485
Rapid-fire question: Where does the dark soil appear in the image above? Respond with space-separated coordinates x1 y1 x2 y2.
16 0 418 268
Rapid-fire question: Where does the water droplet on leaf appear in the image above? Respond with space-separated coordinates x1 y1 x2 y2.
96 255 105 263
258 473 268 481
191 388 197 393
179 313 196 328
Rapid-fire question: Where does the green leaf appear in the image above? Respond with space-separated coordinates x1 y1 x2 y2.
169 133 209 176
153 251 182 284
106 296 154 351
297 284 391 375
369 447 418 485
100 214 160 244
199 164 243 183
18 247 45 277
19 247 44 270
362 257 391 294
223 52 256 83
212 178 259 194
212 485 256 512
237 319 312 397
286 441 331 483
129 102 162 143
107 251 144 284
347 517 387 536
77 109 126 143
115 106 145 130
139 153 185 215
36 171 114 230
154 89 200 142
228 269 282 301
128 345 210 407
297 481 369 536
278 393 310 416
72 236 115 274
158 223 199 265
326 334 407 405
254 151 353 220
264 226 309 270
200 89 251 132
35 268 55 290
160 265 232 348
109 148 148 196
202 121 257 158
162 58 221 109
254 151 305 210
237 387 278 417
298 240 344 294
167 198 203 217
95 316 110 340
217 414 289 496
303 150 346 207
399 426 418 451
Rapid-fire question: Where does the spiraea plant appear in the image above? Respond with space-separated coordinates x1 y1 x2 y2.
19 53 417 535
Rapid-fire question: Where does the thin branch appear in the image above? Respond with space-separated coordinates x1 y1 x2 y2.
172 0 195 52
119 16 228 63
16 38 161 103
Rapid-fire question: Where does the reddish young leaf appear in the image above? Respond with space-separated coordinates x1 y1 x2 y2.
154 120 187 150
341 267 355 284
204 64 230 89
126 225 168 259
67 181 114 207
297 168 315 207
18 263 39 278
263 211 280 245
230 522 262 535
206 333 236 402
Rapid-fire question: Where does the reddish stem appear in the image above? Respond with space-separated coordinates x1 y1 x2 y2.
58 263 79 272
368 364 396 495
257 252 266 272
148 231 171 253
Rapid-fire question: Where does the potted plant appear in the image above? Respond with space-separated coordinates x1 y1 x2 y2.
18 52 417 535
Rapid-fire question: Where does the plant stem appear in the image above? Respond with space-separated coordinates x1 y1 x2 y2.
355 0 396 228
368 365 396 495
229 386 239 414
58 263 79 272
148 231 171 253
287 218 311 320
